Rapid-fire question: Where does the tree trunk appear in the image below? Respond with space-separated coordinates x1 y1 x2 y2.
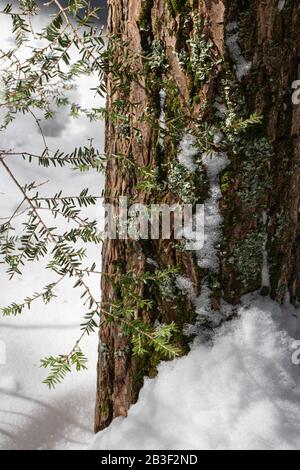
95 0 300 432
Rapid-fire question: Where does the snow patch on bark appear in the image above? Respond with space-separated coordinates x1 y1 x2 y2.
159 89 167 149
146 258 159 268
174 133 205 251
176 275 195 298
177 133 198 172
214 99 228 119
193 284 223 329
182 205 206 252
198 151 229 271
277 0 285 11
175 136 230 324
225 22 252 81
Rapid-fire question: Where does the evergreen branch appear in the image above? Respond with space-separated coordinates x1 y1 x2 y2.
2 274 67 316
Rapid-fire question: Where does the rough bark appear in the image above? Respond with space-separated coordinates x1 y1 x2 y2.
95 0 300 432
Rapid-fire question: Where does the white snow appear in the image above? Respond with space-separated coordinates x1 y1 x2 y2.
198 151 229 270
0 147 104 450
159 89 167 149
278 0 286 11
174 132 205 252
193 283 216 327
175 275 195 298
181 204 205 252
193 285 231 330
146 258 159 268
91 294 300 450
225 22 252 82
0 10 105 450
213 131 225 145
0 278 99 450
177 133 198 172
214 100 228 119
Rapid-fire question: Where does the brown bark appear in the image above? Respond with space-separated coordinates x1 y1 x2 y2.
95 0 300 432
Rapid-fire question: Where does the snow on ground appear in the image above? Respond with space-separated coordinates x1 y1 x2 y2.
0 122 104 450
0 9 105 450
0 277 99 450
91 294 300 450
0 140 104 450
0 112 104 450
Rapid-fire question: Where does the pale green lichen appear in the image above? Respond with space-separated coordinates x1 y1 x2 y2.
177 15 219 87
236 138 274 205
148 39 169 72
167 161 207 204
233 231 264 289
117 115 131 138
155 268 178 300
